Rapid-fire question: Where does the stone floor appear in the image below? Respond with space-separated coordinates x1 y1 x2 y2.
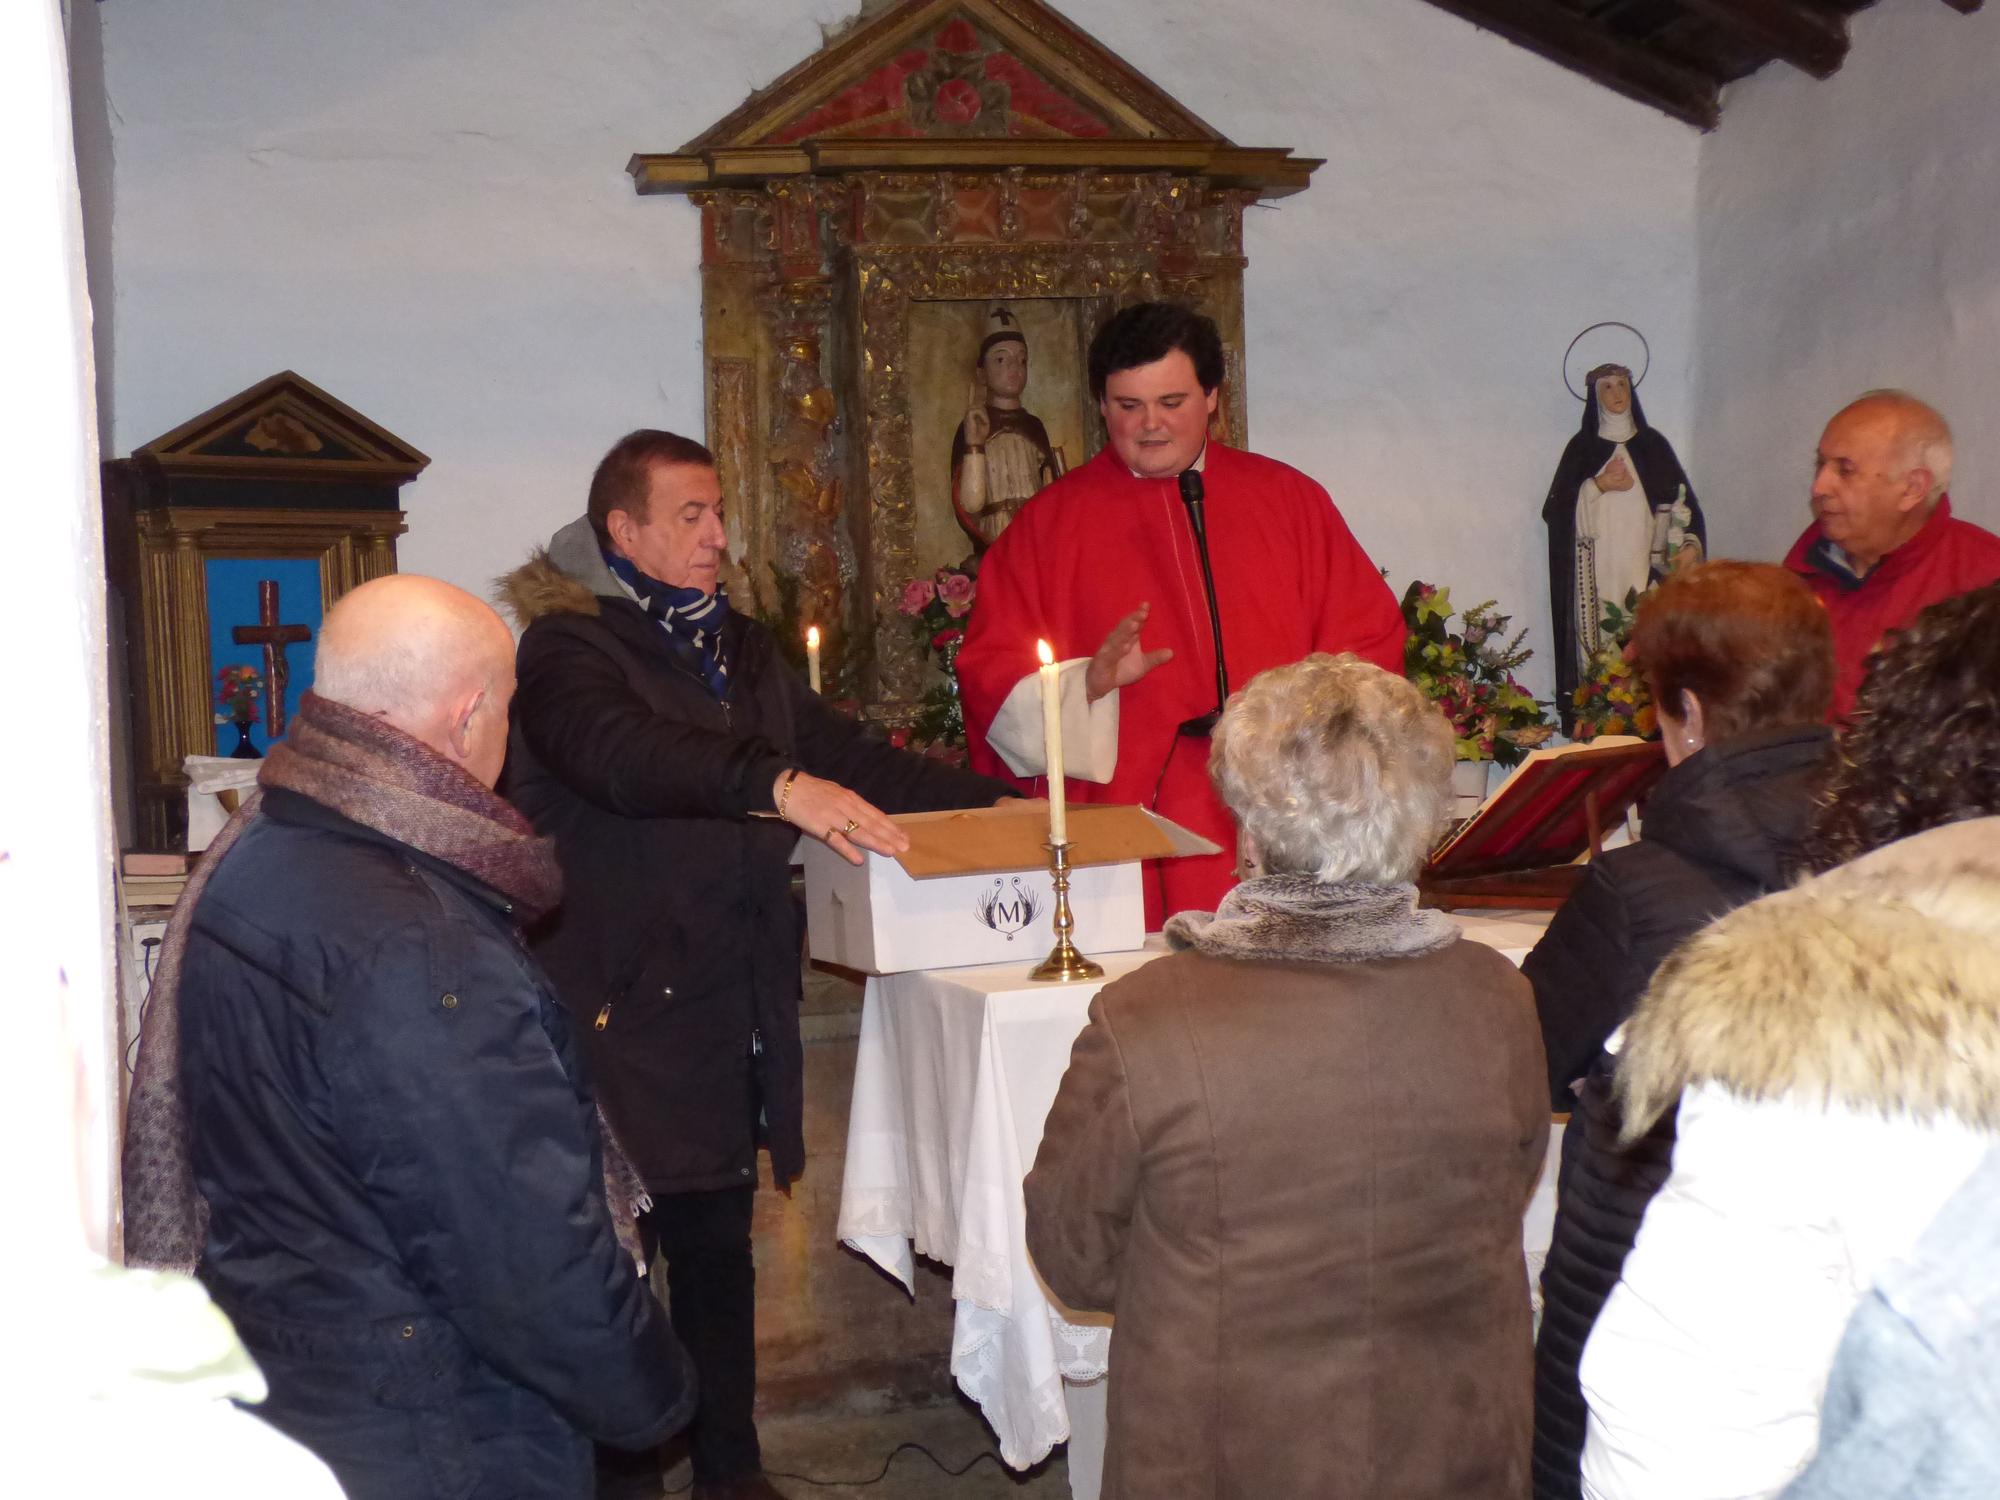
652 1397 1070 1497
648 953 1077 1495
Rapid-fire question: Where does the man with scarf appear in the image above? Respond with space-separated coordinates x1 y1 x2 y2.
121 574 694 1499
501 429 1014 1500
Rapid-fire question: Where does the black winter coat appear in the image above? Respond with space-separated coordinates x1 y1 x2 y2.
1520 725 1832 1500
180 788 693 1500
500 532 1011 1196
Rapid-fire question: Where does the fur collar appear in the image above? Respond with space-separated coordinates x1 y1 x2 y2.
494 516 619 627
1618 817 2000 1139
1165 874 1459 966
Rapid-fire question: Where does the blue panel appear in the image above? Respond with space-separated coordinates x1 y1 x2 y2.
204 558 323 754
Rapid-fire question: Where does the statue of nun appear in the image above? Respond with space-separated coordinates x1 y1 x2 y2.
1541 363 1706 731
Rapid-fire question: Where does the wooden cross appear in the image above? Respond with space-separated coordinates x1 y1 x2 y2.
231 579 312 738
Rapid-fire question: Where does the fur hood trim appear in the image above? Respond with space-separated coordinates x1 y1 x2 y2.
494 516 620 628
1617 818 2000 1139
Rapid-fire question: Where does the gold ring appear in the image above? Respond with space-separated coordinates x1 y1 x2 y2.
843 818 859 834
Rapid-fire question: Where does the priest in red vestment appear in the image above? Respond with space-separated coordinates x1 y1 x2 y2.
957 303 1405 924
1785 391 2000 719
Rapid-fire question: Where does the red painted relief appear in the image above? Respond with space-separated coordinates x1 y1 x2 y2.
770 15 1111 144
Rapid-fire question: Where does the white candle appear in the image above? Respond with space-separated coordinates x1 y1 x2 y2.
1037 639 1066 844
806 625 822 694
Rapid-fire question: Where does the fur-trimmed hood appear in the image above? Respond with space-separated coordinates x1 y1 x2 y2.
1618 817 2000 1139
495 516 618 628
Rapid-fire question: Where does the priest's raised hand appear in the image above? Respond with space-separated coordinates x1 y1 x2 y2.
1085 601 1174 703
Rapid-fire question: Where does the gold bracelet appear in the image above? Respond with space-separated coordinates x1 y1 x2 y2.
776 768 801 820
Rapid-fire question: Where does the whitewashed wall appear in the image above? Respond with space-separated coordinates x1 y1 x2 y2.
100 0 1700 699
1696 0 2000 562
6 0 117 1258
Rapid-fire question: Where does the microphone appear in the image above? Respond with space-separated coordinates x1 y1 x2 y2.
1176 469 1231 738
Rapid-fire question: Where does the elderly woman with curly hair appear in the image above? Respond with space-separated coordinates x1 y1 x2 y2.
1579 580 2000 1500
1024 653 1549 1500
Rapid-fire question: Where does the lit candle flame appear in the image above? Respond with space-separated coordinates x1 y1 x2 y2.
806 625 821 649
1036 639 1054 667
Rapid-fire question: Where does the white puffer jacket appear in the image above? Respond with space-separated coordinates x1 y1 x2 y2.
1578 818 2000 1500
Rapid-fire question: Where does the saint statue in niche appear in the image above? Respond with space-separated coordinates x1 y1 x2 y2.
950 305 1066 556
1542 362 1706 730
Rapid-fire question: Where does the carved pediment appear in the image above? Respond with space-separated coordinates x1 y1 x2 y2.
631 0 1317 197
133 371 430 486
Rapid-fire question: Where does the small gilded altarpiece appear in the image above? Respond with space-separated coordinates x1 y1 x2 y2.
103 372 427 847
631 0 1318 711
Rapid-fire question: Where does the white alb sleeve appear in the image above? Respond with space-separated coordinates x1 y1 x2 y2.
983 658 1119 783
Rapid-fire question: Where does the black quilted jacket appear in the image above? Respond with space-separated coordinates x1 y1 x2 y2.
1521 725 1833 1500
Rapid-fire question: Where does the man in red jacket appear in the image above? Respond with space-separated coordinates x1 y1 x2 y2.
956 303 1405 923
1786 390 2000 718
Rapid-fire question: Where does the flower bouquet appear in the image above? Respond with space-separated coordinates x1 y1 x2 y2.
1570 589 1660 742
894 565 978 753
1400 582 1556 767
214 663 266 757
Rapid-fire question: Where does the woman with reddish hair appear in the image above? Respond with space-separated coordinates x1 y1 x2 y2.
1524 560 1836 1500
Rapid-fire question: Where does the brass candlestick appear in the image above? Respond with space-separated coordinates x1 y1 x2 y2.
1030 839 1104 982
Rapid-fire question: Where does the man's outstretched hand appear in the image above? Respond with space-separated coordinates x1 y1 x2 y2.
1085 603 1174 704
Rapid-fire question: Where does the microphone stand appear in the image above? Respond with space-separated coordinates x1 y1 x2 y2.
1175 468 1231 738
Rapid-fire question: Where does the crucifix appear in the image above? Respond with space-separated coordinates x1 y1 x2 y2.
231 580 312 738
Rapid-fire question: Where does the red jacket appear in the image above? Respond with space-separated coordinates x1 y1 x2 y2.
1784 497 2000 719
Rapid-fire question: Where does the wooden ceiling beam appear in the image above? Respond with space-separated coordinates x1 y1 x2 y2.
1675 0 1849 79
1420 0 1720 128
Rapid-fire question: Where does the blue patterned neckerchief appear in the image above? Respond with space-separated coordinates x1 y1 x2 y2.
602 550 732 700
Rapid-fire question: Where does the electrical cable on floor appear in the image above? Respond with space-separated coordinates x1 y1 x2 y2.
658 1440 1011 1492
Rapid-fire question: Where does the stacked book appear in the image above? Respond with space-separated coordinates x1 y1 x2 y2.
120 851 191 910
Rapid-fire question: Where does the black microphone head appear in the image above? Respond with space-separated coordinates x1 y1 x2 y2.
1178 469 1204 507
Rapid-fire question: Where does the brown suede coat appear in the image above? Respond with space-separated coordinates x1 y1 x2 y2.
1025 941 1547 1499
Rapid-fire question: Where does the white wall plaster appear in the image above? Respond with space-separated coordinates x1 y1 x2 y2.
1695 0 2000 562
6 0 118 1257
100 0 1700 700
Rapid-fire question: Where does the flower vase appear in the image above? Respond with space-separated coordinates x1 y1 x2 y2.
1450 758 1492 817
228 718 262 759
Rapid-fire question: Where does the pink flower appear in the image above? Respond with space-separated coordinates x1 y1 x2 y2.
937 571 975 610
934 78 982 125
898 578 937 616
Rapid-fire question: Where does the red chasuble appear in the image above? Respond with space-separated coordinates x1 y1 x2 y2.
959 443 1405 925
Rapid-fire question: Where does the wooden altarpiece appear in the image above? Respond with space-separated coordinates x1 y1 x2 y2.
103 372 427 847
630 0 1319 711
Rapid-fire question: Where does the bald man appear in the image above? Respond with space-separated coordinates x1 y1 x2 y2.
144 575 693 1498
1786 391 2000 717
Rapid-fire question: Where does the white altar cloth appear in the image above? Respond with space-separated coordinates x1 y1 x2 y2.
836 913 1556 1494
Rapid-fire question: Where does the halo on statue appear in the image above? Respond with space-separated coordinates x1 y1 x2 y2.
1563 321 1651 401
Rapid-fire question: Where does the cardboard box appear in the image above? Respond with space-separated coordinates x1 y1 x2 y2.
802 802 1219 975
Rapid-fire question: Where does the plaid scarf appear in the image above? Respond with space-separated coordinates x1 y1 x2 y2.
122 693 649 1274
603 550 732 699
